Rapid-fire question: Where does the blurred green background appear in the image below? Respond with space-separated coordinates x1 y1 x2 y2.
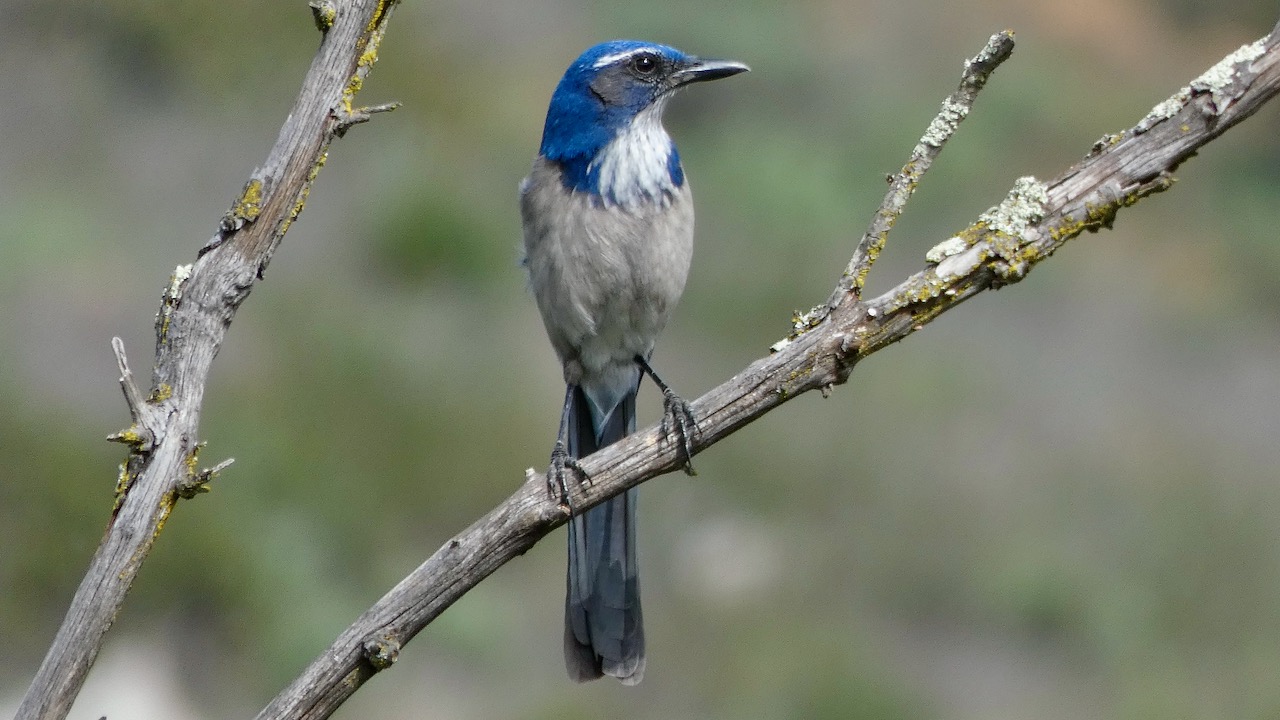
2 0 1280 718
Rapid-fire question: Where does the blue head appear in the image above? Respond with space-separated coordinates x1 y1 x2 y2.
538 40 748 206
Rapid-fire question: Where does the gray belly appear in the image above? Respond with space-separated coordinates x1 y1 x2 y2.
522 160 695 387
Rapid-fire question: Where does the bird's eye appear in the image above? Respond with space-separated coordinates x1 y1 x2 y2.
631 53 658 75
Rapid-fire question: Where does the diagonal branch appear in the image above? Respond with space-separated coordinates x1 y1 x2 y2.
826 29 1015 314
253 22 1280 720
14 2 400 719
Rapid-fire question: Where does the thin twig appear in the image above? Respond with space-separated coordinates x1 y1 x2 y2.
105 337 157 452
109 337 147 422
337 100 402 135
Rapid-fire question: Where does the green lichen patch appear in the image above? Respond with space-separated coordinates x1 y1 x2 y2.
979 176 1049 237
218 178 265 234
339 0 395 123
926 236 968 264
341 74 364 116
772 304 829 352
167 264 192 297
367 0 396 32
112 462 134 512
231 179 263 222
158 265 192 343
156 264 192 343
309 0 337 32
891 178 1048 308
920 97 970 149
176 443 213 499
149 382 173 404
279 150 329 238
1190 38 1266 110
1138 38 1264 133
950 177 1050 282
153 492 176 538
108 424 145 447
1137 90 1190 134
184 443 201 476
791 305 825 335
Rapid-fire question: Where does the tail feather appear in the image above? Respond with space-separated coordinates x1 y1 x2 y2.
564 385 646 684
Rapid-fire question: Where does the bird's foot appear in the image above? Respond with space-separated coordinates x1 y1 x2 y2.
659 389 698 476
548 440 589 513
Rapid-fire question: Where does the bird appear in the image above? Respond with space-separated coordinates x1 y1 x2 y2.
520 40 748 685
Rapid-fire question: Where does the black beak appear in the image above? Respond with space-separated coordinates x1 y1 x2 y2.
670 57 751 87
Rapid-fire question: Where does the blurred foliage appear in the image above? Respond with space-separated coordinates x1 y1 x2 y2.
2 0 1280 718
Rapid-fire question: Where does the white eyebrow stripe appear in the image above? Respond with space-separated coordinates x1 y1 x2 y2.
592 47 658 68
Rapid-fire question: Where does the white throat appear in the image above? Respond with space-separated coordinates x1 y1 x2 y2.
589 100 678 209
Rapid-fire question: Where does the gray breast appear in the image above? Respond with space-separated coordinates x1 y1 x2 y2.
521 157 695 388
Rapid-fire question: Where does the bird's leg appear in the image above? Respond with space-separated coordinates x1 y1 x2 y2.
549 384 588 513
635 355 698 476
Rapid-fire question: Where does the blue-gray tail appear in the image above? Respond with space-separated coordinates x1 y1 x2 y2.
564 385 645 684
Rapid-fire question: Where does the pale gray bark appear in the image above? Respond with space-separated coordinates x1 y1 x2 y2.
14 1 399 719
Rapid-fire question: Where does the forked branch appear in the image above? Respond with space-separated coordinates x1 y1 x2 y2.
15 2 400 719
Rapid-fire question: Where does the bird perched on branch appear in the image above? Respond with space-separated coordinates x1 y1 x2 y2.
520 40 748 684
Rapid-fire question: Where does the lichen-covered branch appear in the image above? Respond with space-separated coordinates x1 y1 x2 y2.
825 29 1015 317
253 22 1280 720
14 2 399 719
847 28 1277 360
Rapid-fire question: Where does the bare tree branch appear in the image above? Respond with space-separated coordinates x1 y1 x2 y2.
252 23 1280 720
14 2 400 719
830 29 1015 310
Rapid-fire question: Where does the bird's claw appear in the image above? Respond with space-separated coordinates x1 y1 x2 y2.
659 389 698 475
548 440 589 513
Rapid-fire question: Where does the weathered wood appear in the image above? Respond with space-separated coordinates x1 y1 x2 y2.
14 2 399 719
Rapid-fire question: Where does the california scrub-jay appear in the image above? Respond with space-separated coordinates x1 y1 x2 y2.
520 40 748 684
